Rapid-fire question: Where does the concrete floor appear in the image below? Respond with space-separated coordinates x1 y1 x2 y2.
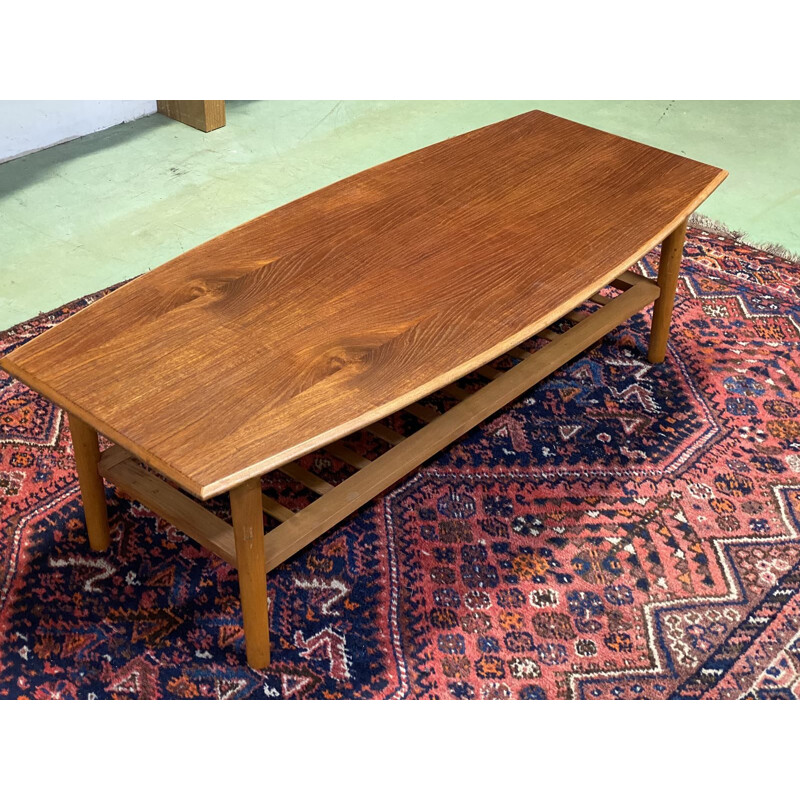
1 100 799 330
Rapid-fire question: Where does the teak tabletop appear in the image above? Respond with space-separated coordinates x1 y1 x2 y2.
1 111 725 500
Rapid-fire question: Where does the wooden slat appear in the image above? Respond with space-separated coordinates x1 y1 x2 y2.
476 365 502 380
537 328 560 341
262 279 660 572
99 456 237 566
565 311 591 324
261 495 295 522
324 442 372 470
99 444 133 471
405 403 439 423
589 292 610 306
508 347 532 360
613 271 658 290
440 383 471 401
366 422 405 445
279 462 334 495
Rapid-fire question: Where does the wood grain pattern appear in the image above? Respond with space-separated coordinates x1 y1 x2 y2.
156 100 226 132
0 111 726 499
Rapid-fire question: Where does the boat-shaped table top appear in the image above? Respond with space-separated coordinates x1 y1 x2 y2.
1 111 726 498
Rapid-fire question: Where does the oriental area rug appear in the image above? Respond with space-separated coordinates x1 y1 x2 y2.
1 226 799 700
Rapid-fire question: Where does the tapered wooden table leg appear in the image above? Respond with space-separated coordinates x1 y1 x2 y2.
648 217 689 364
67 413 110 551
230 477 271 669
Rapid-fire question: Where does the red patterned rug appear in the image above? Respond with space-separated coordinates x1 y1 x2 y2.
2 227 799 699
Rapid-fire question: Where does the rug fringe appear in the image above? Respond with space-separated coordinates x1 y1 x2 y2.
689 213 800 265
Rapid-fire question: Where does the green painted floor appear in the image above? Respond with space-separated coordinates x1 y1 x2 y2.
1 100 799 330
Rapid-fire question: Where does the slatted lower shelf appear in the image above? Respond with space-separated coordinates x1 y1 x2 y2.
98 270 660 574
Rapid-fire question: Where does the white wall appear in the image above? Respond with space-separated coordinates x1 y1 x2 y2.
0 101 157 163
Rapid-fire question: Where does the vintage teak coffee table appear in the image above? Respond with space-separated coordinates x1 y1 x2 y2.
1 111 726 669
